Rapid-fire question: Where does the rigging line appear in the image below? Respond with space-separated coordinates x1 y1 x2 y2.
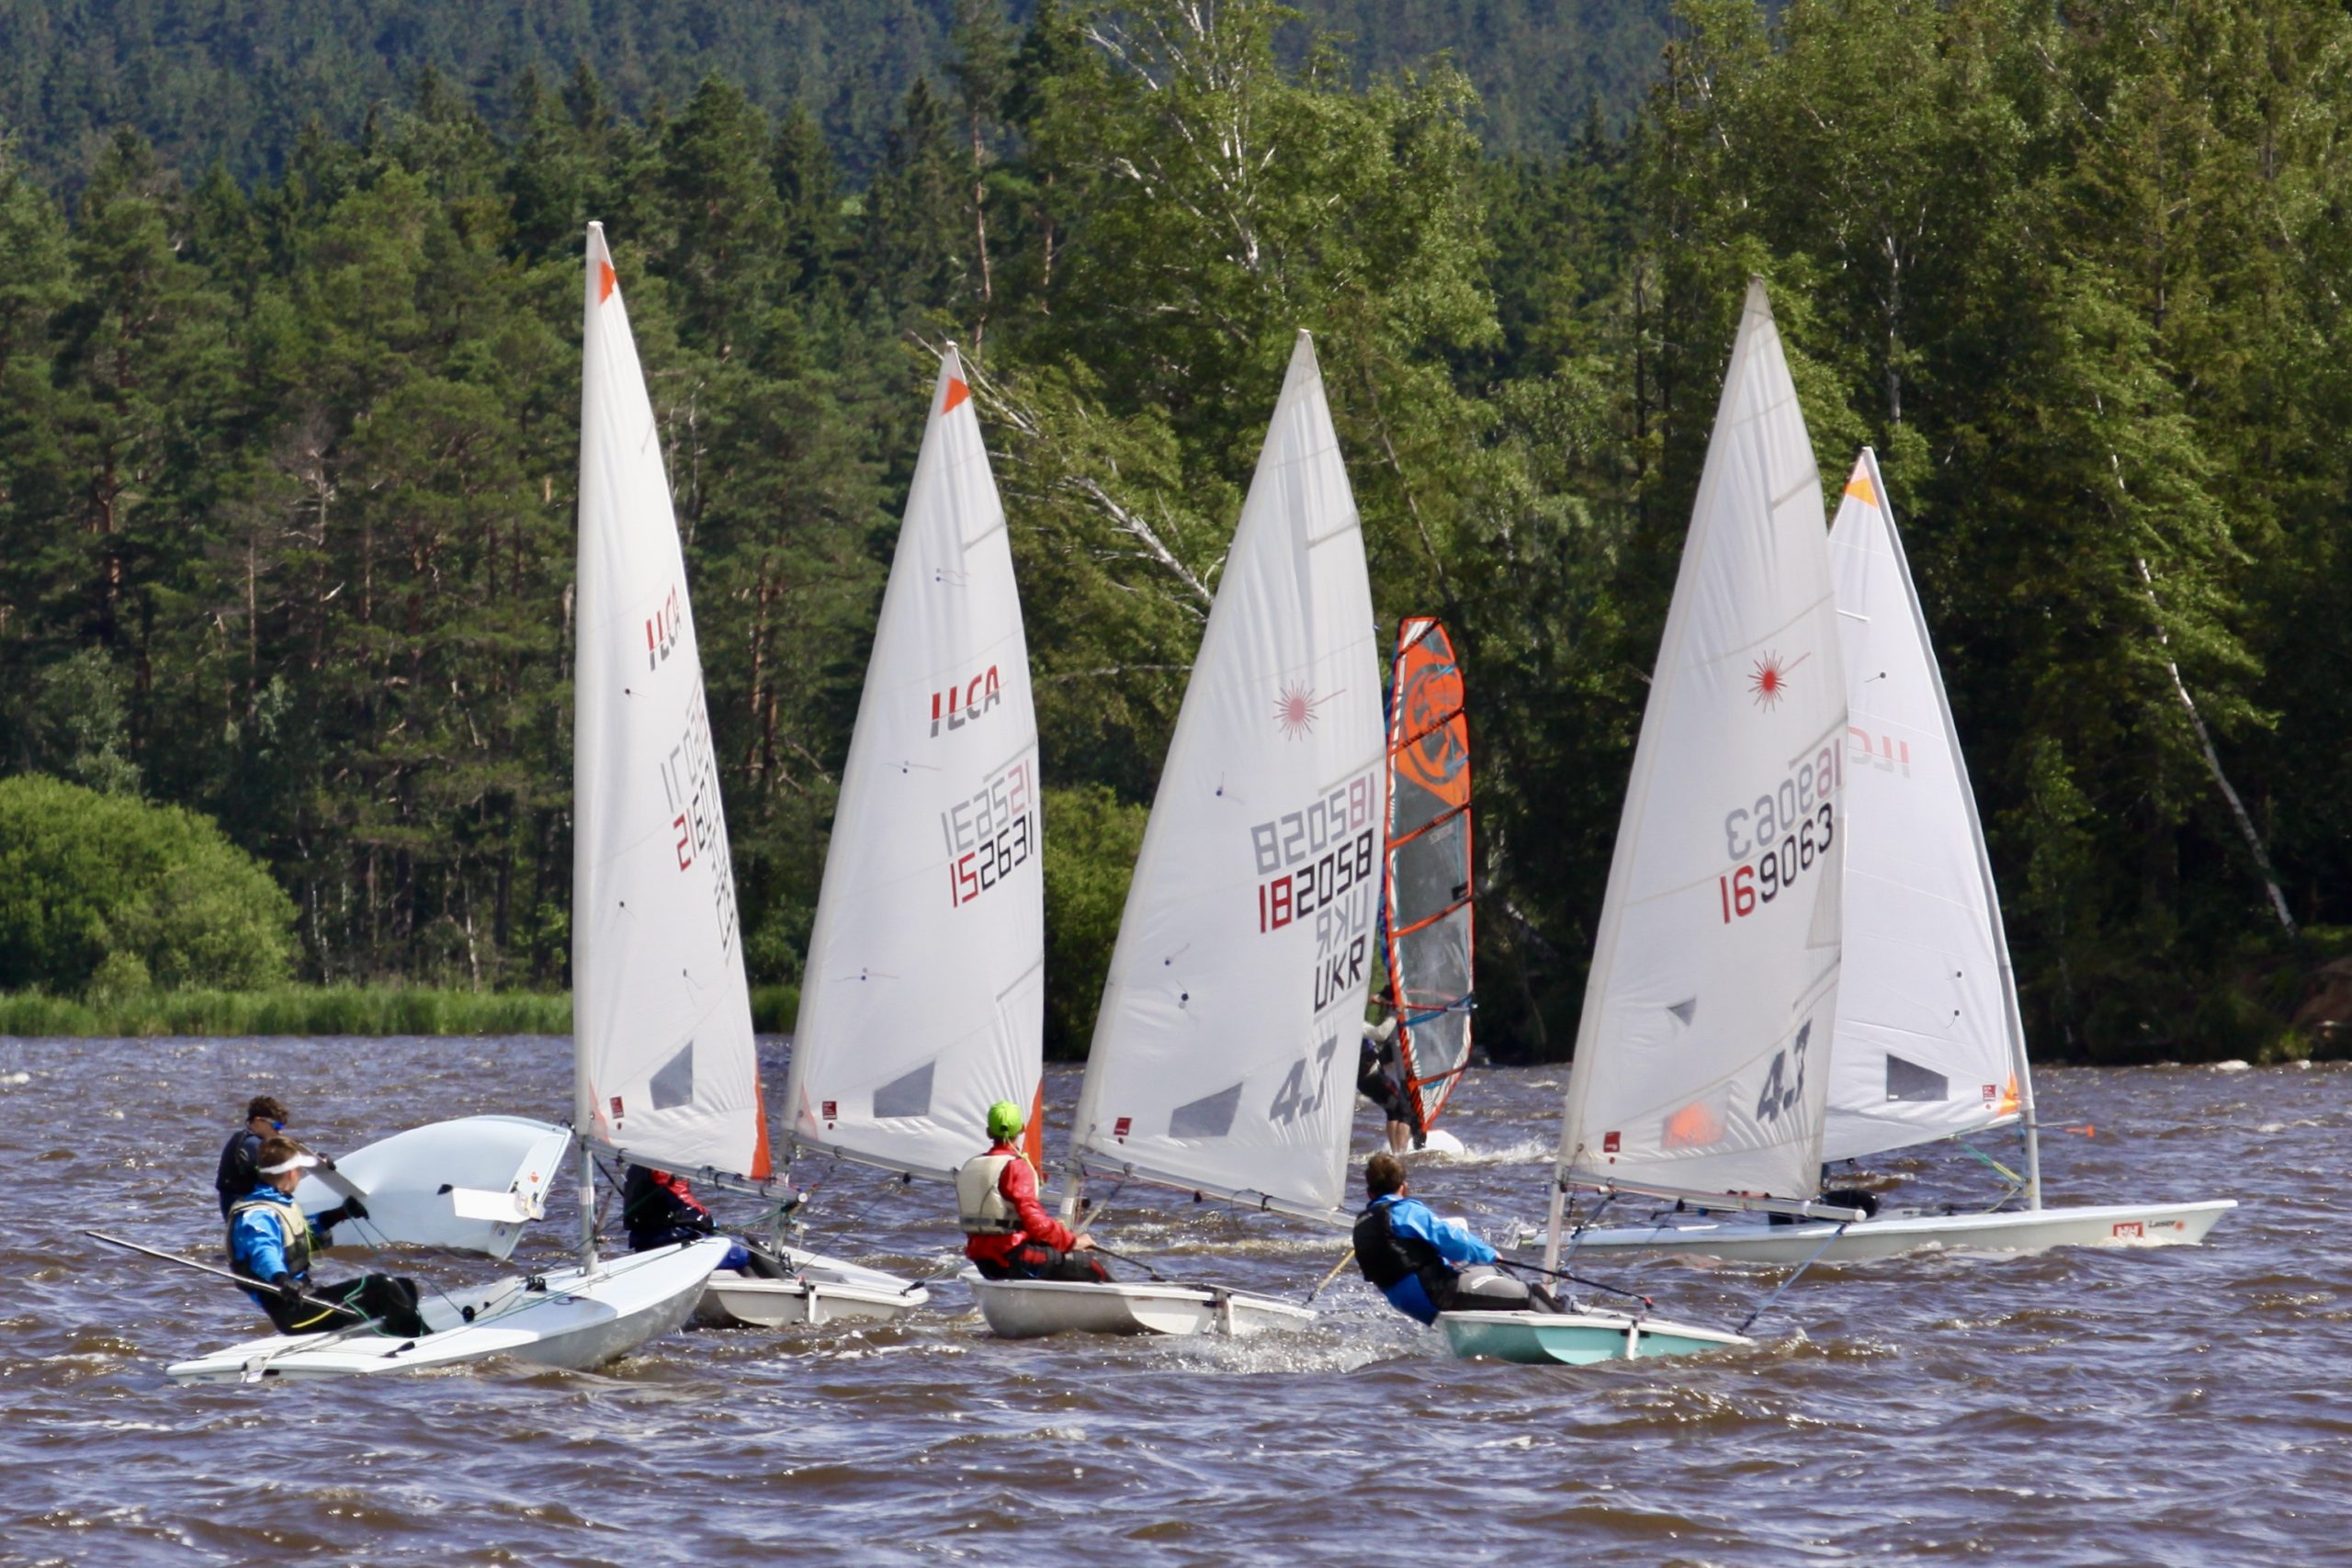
1561 1189 1617 1269
324 1211 476 1327
799 1171 910 1259
1736 1221 1851 1336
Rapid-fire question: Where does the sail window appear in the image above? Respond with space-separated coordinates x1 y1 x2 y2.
1884 1054 1950 1103
649 1041 695 1111
1169 1083 1242 1140
872 1061 935 1120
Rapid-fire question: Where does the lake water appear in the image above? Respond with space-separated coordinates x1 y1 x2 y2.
0 1034 2339 1564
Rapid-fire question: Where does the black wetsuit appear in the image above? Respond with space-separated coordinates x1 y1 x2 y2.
213 1129 265 1218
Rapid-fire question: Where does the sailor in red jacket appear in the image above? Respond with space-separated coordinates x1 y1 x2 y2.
956 1100 1108 1282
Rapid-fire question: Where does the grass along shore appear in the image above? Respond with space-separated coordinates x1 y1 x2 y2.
0 984 801 1038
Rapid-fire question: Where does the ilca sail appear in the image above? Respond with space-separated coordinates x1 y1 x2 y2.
787 348 1046 1181
1382 617 1476 1129
1823 447 2032 1175
1070 332 1385 1221
1550 280 1848 1251
573 221 770 1202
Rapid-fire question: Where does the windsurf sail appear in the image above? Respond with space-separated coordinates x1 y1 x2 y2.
786 347 1046 1181
1554 280 1846 1210
1382 617 1476 1128
1822 447 2033 1166
1069 332 1384 1220
572 222 769 1182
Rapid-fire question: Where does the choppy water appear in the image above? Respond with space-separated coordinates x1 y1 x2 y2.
0 1034 2341 1564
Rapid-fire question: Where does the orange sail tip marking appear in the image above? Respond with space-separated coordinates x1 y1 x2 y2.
1023 1079 1046 1170
597 260 617 303
1996 1076 2020 1118
1843 471 1878 505
749 1082 775 1181
943 376 971 414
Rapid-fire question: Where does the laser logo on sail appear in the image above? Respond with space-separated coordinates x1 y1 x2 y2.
1273 682 1334 739
1748 649 1809 710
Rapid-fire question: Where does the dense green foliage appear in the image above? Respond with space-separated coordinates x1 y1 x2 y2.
0 982 798 1039
0 775 298 993
1040 784 1149 1057
0 0 2343 1062
0 0 1670 190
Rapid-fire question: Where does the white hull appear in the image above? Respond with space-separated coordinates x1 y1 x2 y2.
967 1275 1317 1339
1442 1308 1753 1365
165 1238 730 1383
695 1250 931 1328
1563 1198 2236 1264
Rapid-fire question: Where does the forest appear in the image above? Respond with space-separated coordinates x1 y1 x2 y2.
0 0 2344 1063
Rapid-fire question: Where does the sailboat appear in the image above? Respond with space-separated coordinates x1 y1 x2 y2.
735 346 1046 1327
968 332 1376 1339
1442 281 1849 1364
1380 616 1475 1150
1555 448 2234 1263
164 225 772 1381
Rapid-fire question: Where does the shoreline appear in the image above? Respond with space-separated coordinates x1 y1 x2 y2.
0 984 801 1039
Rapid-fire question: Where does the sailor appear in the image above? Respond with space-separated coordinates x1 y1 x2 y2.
1355 1015 1425 1155
618 1166 789 1278
1352 1152 1548 1324
214 1095 288 1217
227 1135 427 1339
956 1100 1106 1282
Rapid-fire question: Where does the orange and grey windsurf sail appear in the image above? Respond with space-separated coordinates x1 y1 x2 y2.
1382 618 1475 1127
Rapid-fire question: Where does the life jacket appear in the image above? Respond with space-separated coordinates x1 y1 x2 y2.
1353 1197 1454 1310
955 1152 1023 1236
227 1193 311 1282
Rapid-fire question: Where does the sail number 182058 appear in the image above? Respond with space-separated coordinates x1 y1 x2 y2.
1717 742 1839 922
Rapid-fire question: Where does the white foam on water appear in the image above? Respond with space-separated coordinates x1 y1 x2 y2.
2213 1060 2253 1073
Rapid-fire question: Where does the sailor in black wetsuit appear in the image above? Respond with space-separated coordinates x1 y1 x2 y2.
1356 1015 1424 1154
214 1095 288 1218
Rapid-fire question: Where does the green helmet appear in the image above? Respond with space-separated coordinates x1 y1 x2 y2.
986 1100 1026 1141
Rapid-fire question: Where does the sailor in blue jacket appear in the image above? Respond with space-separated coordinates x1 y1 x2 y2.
1351 1151 1546 1324
227 1135 426 1339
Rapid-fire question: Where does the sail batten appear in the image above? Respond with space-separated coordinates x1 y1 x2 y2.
1822 447 2030 1164
572 223 765 1180
1555 281 1846 1204
785 348 1046 1181
1070 333 1383 1217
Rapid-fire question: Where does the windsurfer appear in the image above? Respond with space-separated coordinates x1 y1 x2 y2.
214 1095 289 1217
1352 1152 1550 1324
1356 1016 1425 1154
226 1136 427 1339
957 1100 1107 1282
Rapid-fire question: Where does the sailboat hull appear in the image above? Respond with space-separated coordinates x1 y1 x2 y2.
967 1275 1317 1339
1441 1308 1752 1365
1562 1198 2235 1264
696 1249 932 1327
164 1238 730 1383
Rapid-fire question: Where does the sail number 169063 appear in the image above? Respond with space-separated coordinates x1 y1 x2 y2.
1717 743 1838 922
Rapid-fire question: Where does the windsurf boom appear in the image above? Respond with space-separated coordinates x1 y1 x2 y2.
1382 617 1476 1130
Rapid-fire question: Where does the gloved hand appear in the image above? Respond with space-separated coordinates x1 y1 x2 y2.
269 1271 303 1307
340 1196 368 1223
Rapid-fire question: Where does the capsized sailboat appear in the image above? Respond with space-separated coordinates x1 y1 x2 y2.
167 226 760 1381
1444 281 1848 1364
739 346 1046 1327
1555 447 2233 1263
969 332 1379 1339
1381 616 1475 1148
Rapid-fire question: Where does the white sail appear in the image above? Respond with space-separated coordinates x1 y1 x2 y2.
785 349 1045 1181
1557 281 1846 1202
1822 448 2028 1163
572 222 768 1181
1071 333 1384 1217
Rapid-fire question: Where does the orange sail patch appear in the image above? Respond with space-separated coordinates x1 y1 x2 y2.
1843 469 1877 506
598 260 617 303
1662 1098 1726 1149
943 376 970 414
